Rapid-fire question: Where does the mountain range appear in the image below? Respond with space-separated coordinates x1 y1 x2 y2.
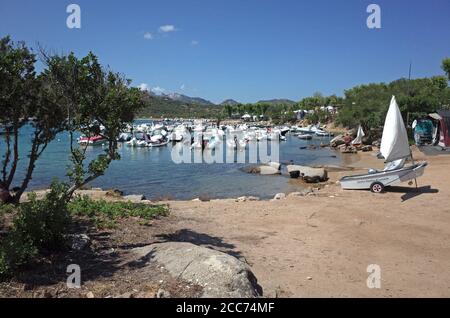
139 89 298 118
256 99 296 106
164 92 215 106
144 84 298 107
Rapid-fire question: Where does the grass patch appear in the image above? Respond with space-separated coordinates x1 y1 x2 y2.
68 195 169 229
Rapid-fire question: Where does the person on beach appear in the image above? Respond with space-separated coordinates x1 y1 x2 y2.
343 133 353 150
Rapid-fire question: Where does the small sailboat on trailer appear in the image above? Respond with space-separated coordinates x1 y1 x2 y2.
340 96 427 193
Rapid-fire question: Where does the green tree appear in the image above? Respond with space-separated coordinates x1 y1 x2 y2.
0 36 68 203
41 51 144 201
442 57 450 81
224 104 234 118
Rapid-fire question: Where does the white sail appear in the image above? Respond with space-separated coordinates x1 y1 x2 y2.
352 125 365 145
380 96 410 162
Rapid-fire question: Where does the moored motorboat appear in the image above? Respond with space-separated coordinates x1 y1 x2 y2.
315 130 334 137
148 140 169 147
77 135 106 146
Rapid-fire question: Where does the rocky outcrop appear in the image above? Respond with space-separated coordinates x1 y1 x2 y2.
241 164 281 175
235 196 260 202
267 162 281 170
123 194 146 203
106 189 124 198
287 188 313 197
259 166 281 175
286 165 328 182
330 135 345 148
272 193 286 200
130 242 261 298
68 234 91 251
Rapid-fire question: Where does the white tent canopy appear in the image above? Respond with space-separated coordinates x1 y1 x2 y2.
380 96 411 162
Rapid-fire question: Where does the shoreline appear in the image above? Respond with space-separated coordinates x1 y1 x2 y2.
26 147 363 203
12 146 450 297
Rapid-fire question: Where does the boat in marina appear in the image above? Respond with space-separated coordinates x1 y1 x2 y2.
226 137 247 150
206 134 222 150
340 96 427 193
77 135 106 146
148 140 169 147
168 124 188 142
296 124 333 137
315 130 334 137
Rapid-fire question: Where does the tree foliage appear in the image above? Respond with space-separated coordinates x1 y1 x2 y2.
442 57 450 81
0 36 68 202
336 77 450 136
0 36 143 203
41 51 144 200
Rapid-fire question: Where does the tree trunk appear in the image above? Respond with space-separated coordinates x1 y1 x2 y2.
1 128 11 184
6 125 20 188
12 133 44 203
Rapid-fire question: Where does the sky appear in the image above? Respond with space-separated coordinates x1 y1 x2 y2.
0 0 449 104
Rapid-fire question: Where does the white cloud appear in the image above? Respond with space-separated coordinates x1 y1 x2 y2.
159 25 177 33
138 83 150 91
191 40 199 46
143 32 153 40
151 86 166 95
180 84 186 90
138 84 166 95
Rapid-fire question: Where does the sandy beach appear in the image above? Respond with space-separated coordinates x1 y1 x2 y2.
155 148 450 297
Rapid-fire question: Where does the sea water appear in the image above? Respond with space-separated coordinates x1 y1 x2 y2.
0 123 340 200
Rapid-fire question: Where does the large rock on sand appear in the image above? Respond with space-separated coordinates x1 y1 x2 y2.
241 164 280 175
267 162 281 170
259 165 281 175
286 165 328 182
330 135 345 148
130 242 261 298
123 194 146 203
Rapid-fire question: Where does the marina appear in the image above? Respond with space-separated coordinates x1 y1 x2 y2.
12 121 339 200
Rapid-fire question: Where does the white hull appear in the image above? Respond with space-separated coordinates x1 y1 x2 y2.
340 162 427 190
148 141 169 147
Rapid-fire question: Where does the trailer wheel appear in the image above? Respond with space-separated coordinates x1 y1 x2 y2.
370 182 385 193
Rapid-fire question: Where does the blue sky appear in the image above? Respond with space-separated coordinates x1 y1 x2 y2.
1 0 449 104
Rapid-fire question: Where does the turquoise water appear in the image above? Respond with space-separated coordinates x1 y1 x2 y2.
1 123 340 200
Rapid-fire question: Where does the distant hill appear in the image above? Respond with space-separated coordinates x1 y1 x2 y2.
220 99 240 106
138 92 221 119
257 99 296 106
165 93 215 106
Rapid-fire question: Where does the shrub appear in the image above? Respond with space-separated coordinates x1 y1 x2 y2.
68 195 169 229
0 204 15 230
15 182 71 251
0 232 37 276
0 181 71 276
